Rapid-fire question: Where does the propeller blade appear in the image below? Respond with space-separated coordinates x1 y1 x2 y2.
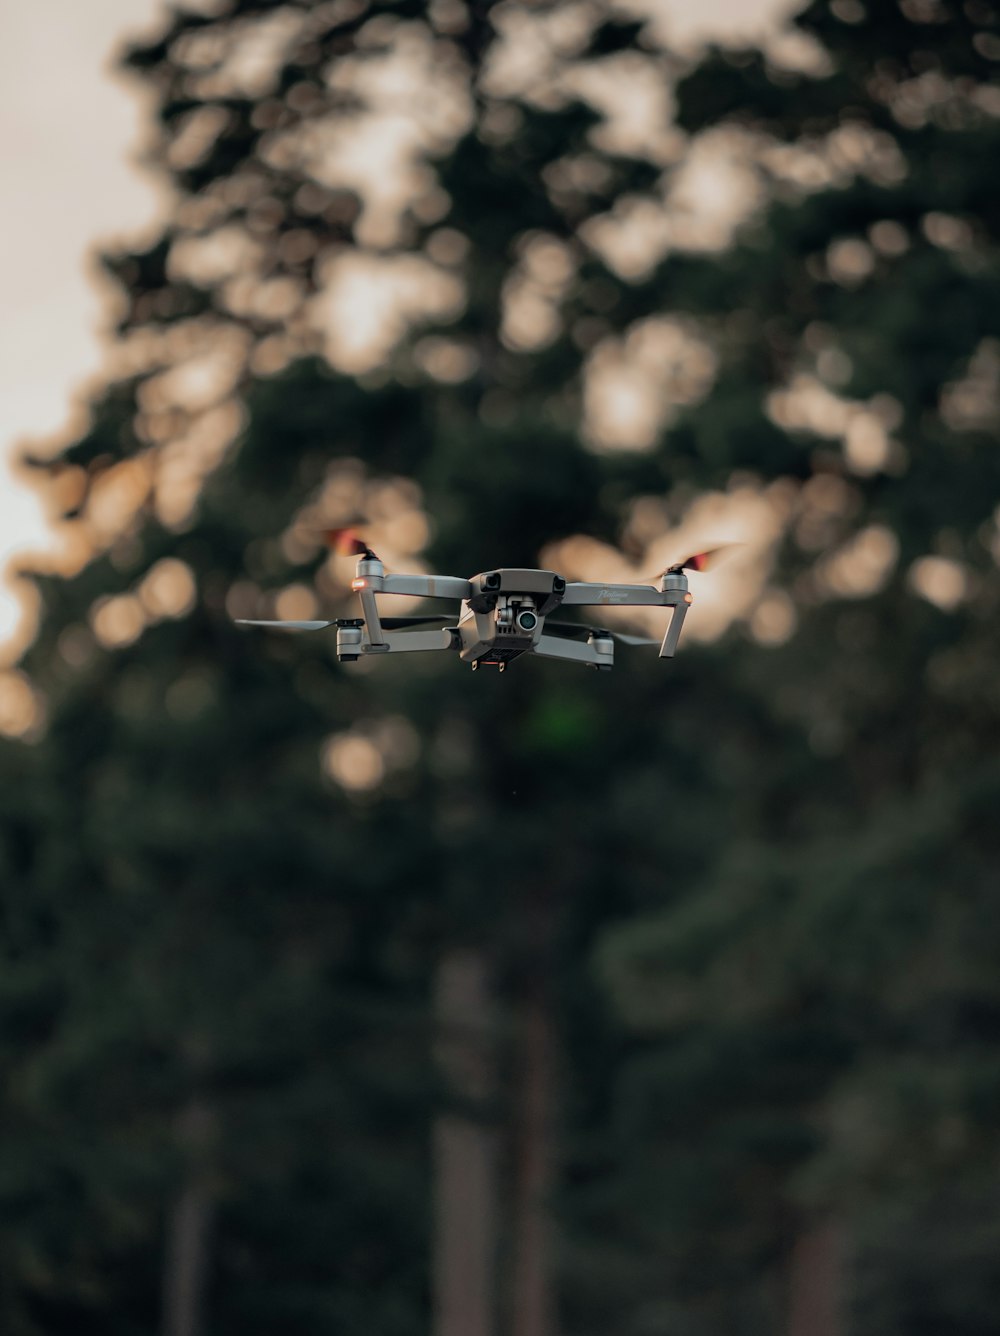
235 620 335 631
610 631 660 647
664 542 740 575
236 615 452 633
322 526 379 559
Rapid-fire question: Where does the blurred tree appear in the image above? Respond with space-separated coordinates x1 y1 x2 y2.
1 3 723 1334
5 0 1000 1333
592 1 1000 1332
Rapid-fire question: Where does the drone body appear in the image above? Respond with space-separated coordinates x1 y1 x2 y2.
237 541 709 673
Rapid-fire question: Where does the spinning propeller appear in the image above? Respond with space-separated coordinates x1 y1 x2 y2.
662 543 738 576
322 525 379 559
240 614 452 633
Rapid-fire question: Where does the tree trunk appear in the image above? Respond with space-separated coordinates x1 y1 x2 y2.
509 980 558 1336
787 1219 843 1336
433 948 499 1336
162 1101 215 1336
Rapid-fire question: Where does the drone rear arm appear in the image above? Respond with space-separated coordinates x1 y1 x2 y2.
342 560 468 652
533 631 614 670
378 628 458 654
337 625 459 660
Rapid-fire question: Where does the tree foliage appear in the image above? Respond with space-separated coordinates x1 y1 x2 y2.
3 1 1000 1333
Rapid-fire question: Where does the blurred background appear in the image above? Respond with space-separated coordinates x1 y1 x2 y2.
2 1 999 1334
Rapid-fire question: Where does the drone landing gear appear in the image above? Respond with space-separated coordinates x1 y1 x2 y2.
471 660 505 673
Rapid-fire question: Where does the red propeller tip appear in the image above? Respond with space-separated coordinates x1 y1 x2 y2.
323 528 375 558
668 543 739 575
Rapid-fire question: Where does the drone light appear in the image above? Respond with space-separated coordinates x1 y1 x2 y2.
684 592 693 603
352 578 367 590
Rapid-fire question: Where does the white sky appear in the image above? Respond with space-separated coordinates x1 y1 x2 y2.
0 0 168 643
0 0 792 649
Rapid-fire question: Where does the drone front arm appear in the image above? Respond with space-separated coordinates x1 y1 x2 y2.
357 585 386 645
343 559 469 655
560 581 693 658
359 572 473 601
659 599 688 659
560 581 673 608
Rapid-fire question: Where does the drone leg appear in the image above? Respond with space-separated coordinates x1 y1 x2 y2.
659 598 690 658
471 660 479 672
358 586 387 646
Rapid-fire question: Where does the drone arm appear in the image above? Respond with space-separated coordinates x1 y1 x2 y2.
533 632 613 669
372 573 473 601
346 563 468 648
370 628 458 655
560 582 693 657
356 585 387 646
560 581 666 608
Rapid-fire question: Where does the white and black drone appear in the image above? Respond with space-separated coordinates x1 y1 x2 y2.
237 530 726 673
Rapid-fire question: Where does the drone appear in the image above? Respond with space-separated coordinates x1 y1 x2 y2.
236 530 727 673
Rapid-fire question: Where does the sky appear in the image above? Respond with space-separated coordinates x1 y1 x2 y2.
0 0 168 645
0 0 795 655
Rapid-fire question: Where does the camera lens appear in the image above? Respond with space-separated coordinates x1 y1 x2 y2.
516 609 538 632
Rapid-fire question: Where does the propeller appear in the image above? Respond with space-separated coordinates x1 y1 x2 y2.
322 526 379 559
235 614 452 633
545 621 659 647
604 630 661 647
235 620 335 632
661 543 740 576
